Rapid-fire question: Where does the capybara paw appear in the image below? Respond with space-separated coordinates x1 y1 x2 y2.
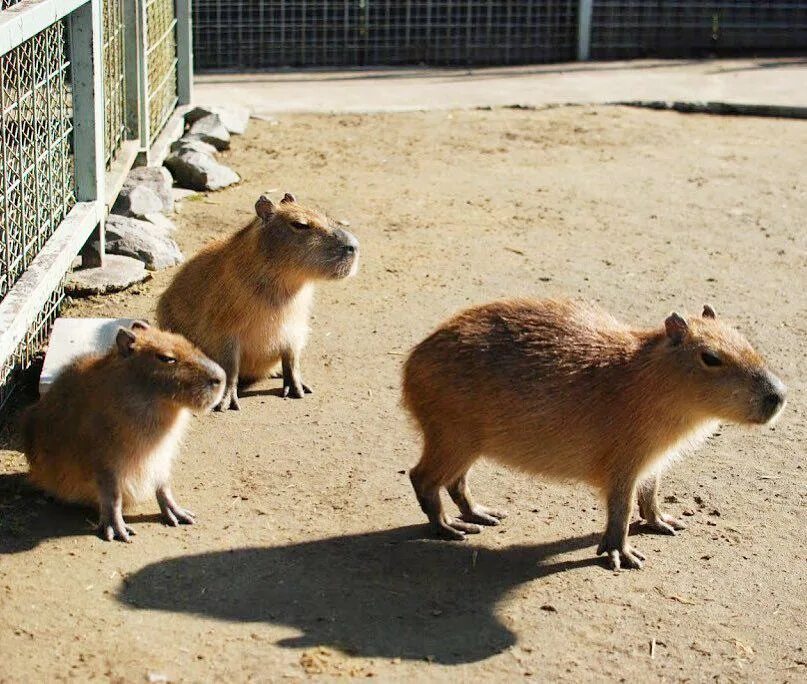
643 512 686 536
160 502 196 527
598 542 645 570
461 505 508 526
215 386 240 411
431 518 480 540
282 380 312 399
97 520 135 543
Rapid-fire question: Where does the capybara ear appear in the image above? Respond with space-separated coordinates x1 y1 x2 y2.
702 304 716 319
116 328 137 357
665 313 689 344
280 192 296 204
255 195 275 219
131 319 150 330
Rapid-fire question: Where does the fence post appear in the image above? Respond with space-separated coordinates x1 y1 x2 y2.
577 0 593 61
176 0 193 105
134 0 151 163
68 0 106 266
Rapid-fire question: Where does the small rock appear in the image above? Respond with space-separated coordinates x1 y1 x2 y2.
113 166 174 215
170 137 218 156
104 214 183 270
66 254 150 296
141 212 177 233
172 187 201 202
694 495 705 507
186 113 230 150
111 184 163 219
682 509 696 516
664 495 681 503
164 150 239 191
185 105 250 135
540 604 557 612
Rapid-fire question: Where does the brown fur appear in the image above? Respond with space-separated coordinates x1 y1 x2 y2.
22 322 225 542
402 298 786 569
156 193 359 408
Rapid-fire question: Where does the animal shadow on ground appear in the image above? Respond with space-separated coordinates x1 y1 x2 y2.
0 472 164 553
119 526 599 664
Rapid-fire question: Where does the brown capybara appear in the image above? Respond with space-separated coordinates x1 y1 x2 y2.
156 193 359 410
402 299 786 570
22 322 225 542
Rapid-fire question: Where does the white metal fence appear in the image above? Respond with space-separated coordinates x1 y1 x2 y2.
0 0 192 413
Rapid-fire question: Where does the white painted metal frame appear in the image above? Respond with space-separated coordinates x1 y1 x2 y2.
0 0 193 399
0 0 106 368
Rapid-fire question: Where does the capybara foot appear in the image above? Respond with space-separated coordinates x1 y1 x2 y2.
461 505 508 526
283 379 313 399
215 385 240 411
432 517 482 540
159 501 195 526
597 540 646 570
642 512 686 536
97 518 135 543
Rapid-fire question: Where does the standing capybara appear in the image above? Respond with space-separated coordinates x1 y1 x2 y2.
402 299 786 569
157 193 359 409
22 322 225 541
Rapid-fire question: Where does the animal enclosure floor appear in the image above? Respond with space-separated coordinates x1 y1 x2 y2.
1 106 805 681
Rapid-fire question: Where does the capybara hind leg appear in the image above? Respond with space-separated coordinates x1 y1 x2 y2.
96 471 135 543
637 474 686 536
410 447 480 540
447 473 508 526
597 477 645 570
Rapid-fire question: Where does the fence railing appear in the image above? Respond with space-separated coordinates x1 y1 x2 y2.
0 0 192 413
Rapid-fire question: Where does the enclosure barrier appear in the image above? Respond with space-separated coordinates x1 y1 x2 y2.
192 0 807 70
0 0 191 414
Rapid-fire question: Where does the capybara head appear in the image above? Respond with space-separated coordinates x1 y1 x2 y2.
663 305 786 425
254 193 359 281
114 322 225 412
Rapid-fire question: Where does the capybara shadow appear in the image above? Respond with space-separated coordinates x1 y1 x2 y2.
118 526 598 664
0 472 166 553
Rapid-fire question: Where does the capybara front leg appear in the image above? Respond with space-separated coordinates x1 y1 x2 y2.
96 471 134 543
638 473 686 535
597 478 645 570
281 347 312 399
215 338 241 411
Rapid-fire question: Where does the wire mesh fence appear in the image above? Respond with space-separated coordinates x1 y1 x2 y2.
193 0 807 69
589 1 807 59
102 0 127 167
0 19 74 412
192 0 578 69
0 20 75 301
146 0 179 143
0 284 65 412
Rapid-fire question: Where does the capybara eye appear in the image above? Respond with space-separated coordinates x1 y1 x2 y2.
701 351 722 367
157 353 177 364
290 221 310 230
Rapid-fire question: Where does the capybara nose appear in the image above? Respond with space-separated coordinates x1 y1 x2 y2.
208 376 222 388
761 373 786 420
335 228 359 254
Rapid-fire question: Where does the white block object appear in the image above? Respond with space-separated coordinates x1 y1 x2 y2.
39 317 138 395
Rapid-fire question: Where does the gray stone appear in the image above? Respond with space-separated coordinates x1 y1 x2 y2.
113 166 174 215
66 255 151 297
111 184 163 219
141 212 177 233
164 149 240 191
186 113 230 150
185 105 250 135
170 136 218 156
104 214 183 270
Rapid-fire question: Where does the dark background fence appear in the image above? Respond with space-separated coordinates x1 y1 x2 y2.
192 0 807 71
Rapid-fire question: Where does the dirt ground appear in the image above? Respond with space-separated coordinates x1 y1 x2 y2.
1 106 805 682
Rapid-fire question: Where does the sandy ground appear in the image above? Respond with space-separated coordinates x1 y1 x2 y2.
1 106 805 682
